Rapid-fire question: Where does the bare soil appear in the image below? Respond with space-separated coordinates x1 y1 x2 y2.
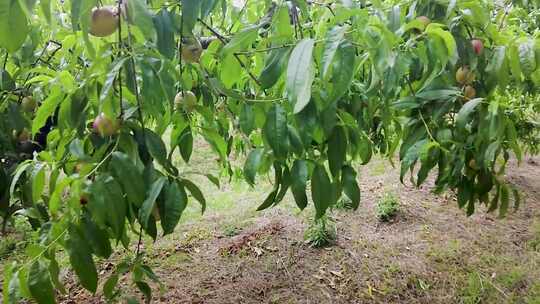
54 155 540 304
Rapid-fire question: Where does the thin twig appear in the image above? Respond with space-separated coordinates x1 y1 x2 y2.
498 1 513 31
198 18 263 87
117 0 124 118
126 15 147 258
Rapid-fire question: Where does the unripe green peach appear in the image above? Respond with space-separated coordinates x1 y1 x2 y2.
89 6 119 37
456 66 475 85
92 113 120 137
21 96 37 112
181 37 203 63
175 91 197 112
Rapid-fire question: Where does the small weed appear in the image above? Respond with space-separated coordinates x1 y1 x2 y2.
376 192 399 222
460 272 494 304
334 196 355 210
528 220 540 251
497 267 526 289
426 239 462 265
222 223 242 237
304 216 336 248
0 236 17 259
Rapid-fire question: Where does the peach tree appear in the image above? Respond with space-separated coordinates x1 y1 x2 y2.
1 0 539 303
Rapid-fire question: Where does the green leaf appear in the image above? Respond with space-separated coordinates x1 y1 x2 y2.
145 129 170 170
426 25 457 64
127 0 156 40
330 42 355 102
287 38 315 113
290 159 308 210
400 139 429 182
31 163 46 204
110 152 145 207
178 127 193 163
259 47 290 89
81 211 112 259
311 164 332 219
328 126 347 177
182 179 206 214
0 0 29 52
321 25 347 79
66 224 98 293
244 148 264 186
100 57 129 102
182 0 201 34
0 69 15 91
342 166 360 210
239 103 255 135
153 9 175 59
48 256 65 294
256 189 278 211
161 181 187 235
518 40 537 76
135 281 152 303
139 177 166 229
456 98 483 130
28 261 56 304
221 26 259 57
485 46 509 90
416 89 460 100
32 87 64 134
40 0 51 24
263 104 289 159
103 274 119 299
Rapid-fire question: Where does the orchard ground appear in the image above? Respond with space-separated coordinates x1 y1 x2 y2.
1 141 539 304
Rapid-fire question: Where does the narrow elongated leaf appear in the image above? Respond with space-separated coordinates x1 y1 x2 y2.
145 129 170 170
32 88 64 134
178 127 193 163
311 164 332 219
287 38 315 113
239 103 255 135
31 163 45 204
153 9 175 59
330 42 355 102
28 261 56 304
0 0 29 52
65 224 98 293
260 47 290 89
290 159 308 210
263 104 289 159
110 152 145 207
127 0 156 40
161 181 187 235
182 0 200 34
342 166 360 210
328 126 347 177
139 177 166 228
182 179 206 214
244 148 264 186
518 41 537 75
456 98 483 130
81 211 112 258
321 25 347 79
221 26 259 57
